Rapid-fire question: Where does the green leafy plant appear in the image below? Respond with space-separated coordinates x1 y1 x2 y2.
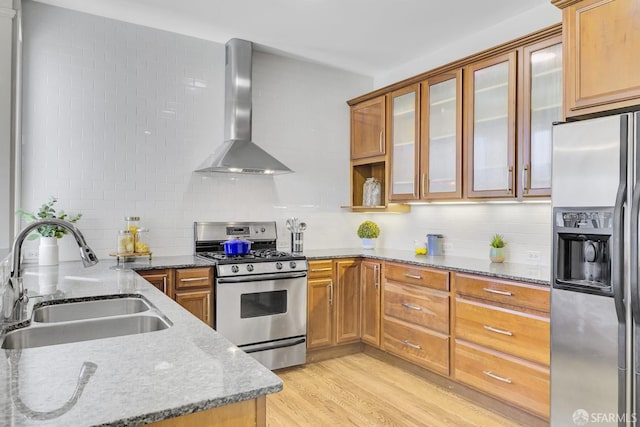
357 221 380 239
489 234 506 248
16 196 82 240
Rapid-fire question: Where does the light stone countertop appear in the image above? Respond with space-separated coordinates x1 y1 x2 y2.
0 258 282 427
302 248 550 285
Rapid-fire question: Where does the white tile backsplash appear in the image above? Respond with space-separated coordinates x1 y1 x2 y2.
19 1 552 266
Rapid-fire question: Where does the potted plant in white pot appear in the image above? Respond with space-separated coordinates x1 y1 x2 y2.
16 196 83 266
357 220 380 249
489 233 506 263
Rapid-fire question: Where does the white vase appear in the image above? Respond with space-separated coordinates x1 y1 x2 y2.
39 237 59 266
362 238 376 249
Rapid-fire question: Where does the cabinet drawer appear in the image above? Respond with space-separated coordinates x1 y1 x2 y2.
385 262 449 291
308 260 334 279
175 267 213 290
454 273 549 312
384 281 449 334
383 316 449 376
455 340 549 418
455 298 549 366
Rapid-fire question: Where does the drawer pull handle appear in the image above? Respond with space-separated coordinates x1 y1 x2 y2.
403 273 422 280
311 268 332 272
402 340 422 350
483 287 512 296
483 325 513 336
401 302 435 316
483 370 512 384
180 277 209 282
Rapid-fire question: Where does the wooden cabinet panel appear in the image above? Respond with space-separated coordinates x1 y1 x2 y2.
383 316 449 375
136 269 173 298
558 0 640 117
384 281 449 334
385 262 449 291
307 260 333 279
175 267 213 290
351 96 386 159
361 260 381 347
454 273 550 313
455 340 550 418
307 277 333 350
175 289 212 326
455 298 550 366
335 259 361 344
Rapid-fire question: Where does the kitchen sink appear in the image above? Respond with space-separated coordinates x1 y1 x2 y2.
1 313 171 349
33 297 151 323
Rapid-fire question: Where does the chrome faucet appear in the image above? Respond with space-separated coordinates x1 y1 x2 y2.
7 219 98 309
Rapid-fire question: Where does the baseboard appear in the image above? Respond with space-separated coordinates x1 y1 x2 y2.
305 342 364 363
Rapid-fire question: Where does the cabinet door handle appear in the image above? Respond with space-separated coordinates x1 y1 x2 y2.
379 131 384 152
508 166 514 193
482 287 512 297
180 277 208 282
402 340 422 350
483 325 513 336
162 276 167 294
311 267 332 272
329 281 334 305
422 173 426 198
483 370 512 384
206 293 211 324
374 264 379 288
523 164 529 193
403 273 422 280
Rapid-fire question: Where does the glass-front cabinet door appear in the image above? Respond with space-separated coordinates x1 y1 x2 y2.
522 37 562 197
465 52 517 198
421 70 462 200
389 84 420 201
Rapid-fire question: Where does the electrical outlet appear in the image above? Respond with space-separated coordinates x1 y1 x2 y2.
23 247 39 261
443 243 453 254
527 251 541 262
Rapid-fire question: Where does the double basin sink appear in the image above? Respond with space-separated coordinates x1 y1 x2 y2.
1 295 172 350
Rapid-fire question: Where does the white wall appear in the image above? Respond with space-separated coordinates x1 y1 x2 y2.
19 1 553 266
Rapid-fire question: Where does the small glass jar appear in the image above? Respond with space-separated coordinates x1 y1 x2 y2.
117 230 134 254
125 216 140 236
135 227 149 253
363 177 381 207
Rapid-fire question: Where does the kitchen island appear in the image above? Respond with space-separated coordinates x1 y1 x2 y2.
0 258 282 427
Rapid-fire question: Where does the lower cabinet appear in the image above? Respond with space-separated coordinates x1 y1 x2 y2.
307 259 361 350
137 267 214 327
360 260 382 347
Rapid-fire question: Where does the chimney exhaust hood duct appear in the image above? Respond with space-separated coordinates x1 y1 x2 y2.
196 39 293 175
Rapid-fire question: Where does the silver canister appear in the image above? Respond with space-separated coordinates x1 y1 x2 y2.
427 234 444 256
291 232 304 253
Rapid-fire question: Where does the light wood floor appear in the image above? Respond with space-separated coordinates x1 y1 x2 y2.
266 353 523 427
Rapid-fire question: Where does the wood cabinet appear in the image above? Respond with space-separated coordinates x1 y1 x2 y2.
453 272 550 418
553 0 640 118
351 96 386 159
137 266 214 327
389 84 420 201
360 260 382 347
383 262 451 375
307 259 361 350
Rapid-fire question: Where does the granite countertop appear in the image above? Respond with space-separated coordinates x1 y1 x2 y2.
0 258 282 427
302 248 550 285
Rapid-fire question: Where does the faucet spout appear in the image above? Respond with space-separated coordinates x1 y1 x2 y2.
9 219 98 305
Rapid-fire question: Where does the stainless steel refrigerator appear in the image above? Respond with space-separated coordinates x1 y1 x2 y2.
551 112 639 426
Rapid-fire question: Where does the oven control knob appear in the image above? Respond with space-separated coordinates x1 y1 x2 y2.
231 265 239 273
261 227 266 232
247 264 254 272
276 262 283 270
289 261 297 269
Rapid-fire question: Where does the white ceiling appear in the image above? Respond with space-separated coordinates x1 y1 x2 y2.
32 0 552 78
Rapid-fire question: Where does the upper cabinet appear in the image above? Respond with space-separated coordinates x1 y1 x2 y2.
553 0 640 118
421 71 463 200
389 85 420 201
465 52 517 198
521 36 563 197
351 96 386 160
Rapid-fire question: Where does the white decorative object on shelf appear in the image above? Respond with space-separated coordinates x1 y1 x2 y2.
363 177 381 206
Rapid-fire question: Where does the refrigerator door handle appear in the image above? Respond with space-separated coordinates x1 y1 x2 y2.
613 115 628 326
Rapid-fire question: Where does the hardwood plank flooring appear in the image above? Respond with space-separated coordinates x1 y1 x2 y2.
267 353 523 427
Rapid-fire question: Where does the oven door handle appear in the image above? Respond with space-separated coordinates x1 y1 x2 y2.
241 337 306 354
217 272 308 283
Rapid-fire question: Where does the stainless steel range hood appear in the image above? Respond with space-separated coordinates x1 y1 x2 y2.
196 39 293 175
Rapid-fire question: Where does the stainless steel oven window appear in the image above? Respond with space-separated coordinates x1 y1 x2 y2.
240 290 287 318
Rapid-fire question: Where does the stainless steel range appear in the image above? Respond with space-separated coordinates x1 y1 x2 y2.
194 221 307 370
